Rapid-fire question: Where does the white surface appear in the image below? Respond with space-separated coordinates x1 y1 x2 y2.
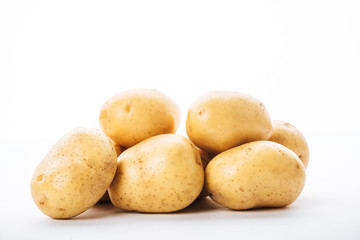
1 0 360 239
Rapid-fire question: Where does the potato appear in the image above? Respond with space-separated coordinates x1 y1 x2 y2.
109 134 204 213
186 91 272 153
30 128 118 218
99 89 181 148
269 120 310 168
206 141 305 210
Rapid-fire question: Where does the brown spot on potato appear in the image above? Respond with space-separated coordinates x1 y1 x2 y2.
37 174 45 183
86 164 94 169
124 103 131 113
198 108 205 116
195 155 202 166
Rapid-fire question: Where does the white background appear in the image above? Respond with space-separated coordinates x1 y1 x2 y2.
1 0 360 239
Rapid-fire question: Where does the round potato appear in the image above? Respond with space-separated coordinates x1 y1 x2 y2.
30 128 118 218
269 120 310 168
109 134 204 213
186 91 272 153
206 141 306 210
99 89 181 148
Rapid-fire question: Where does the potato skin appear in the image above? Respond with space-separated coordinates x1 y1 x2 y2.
206 141 305 210
30 128 118 218
269 120 310 168
99 89 181 148
109 134 204 213
186 91 272 153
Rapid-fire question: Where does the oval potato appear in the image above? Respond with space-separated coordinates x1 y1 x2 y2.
30 128 118 218
109 134 204 213
206 141 306 210
99 89 181 148
186 91 272 153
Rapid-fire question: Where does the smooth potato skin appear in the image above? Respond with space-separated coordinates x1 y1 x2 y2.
99 89 181 148
109 134 204 213
206 141 305 210
186 91 272 153
269 120 310 168
31 128 118 218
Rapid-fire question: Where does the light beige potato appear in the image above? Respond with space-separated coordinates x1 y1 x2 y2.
269 120 310 168
186 91 272 154
109 134 204 213
31 128 118 218
99 89 181 148
206 141 305 210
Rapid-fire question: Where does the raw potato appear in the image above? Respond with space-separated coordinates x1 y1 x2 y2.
186 91 272 153
269 120 310 168
109 134 204 213
99 89 181 148
30 128 118 218
206 141 306 210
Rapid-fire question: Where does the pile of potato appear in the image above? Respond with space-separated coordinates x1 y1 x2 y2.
31 89 309 219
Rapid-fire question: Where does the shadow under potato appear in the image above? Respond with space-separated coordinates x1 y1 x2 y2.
179 197 224 213
74 202 121 220
74 196 292 220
